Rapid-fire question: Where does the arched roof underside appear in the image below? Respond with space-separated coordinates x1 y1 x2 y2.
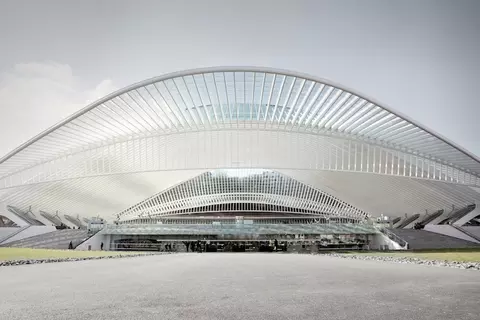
0 67 479 222
117 169 369 222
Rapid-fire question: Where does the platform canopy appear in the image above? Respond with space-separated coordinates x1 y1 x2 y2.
0 67 479 222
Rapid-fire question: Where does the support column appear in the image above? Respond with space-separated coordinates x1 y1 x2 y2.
0 202 30 227
429 208 451 225
453 208 480 226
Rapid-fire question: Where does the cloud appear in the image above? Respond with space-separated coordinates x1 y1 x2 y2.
0 62 117 158
86 79 117 103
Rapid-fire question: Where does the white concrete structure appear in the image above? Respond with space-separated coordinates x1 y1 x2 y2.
424 224 480 243
0 67 479 224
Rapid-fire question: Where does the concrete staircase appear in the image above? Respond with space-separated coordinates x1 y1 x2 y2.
388 228 480 250
1 229 88 249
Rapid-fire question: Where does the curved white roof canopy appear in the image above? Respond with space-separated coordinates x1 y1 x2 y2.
1 66 479 177
0 67 479 222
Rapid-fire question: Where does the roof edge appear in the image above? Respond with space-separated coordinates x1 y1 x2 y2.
1 66 479 167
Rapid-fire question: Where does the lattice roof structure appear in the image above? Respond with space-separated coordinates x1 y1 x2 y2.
0 67 479 222
117 169 369 221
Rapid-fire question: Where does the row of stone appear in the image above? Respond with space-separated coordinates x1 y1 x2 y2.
325 253 480 270
0 252 171 267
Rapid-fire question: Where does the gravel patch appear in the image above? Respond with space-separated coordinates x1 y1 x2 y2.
0 252 172 267
324 252 480 270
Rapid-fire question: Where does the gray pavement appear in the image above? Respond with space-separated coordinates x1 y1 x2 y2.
0 253 479 320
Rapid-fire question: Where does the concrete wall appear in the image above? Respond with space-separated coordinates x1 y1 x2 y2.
0 227 18 238
462 226 480 239
2 226 57 244
76 232 108 251
454 209 480 226
424 225 480 243
0 227 20 242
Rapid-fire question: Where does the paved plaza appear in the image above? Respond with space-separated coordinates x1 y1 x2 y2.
1 253 479 320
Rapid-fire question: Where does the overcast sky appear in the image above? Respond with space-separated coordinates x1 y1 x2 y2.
0 0 479 158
